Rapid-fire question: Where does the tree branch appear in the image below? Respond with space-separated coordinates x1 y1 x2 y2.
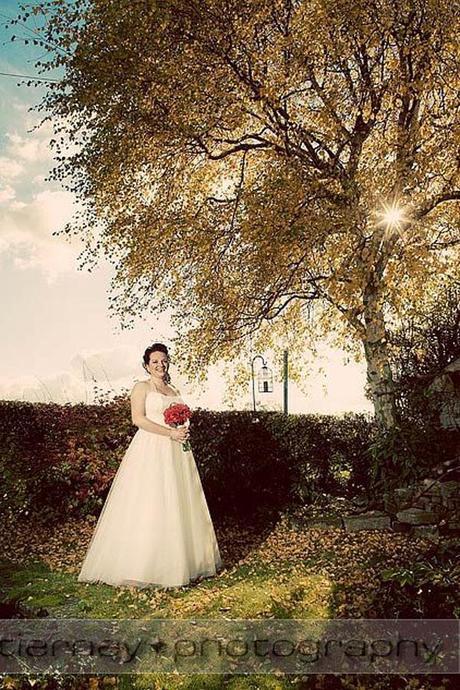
193 135 271 159
414 190 460 219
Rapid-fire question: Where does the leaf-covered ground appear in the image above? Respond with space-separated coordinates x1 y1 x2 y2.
0 512 455 690
0 512 439 618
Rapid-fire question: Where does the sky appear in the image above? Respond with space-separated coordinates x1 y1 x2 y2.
0 1 374 415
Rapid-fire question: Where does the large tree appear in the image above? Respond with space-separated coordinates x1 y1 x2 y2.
21 0 460 428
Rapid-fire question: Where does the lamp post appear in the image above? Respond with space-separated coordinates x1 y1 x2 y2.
251 355 273 412
283 349 289 415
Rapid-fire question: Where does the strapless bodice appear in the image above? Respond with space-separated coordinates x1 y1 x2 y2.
144 390 184 425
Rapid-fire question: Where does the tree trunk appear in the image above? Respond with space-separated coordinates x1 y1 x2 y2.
363 333 398 429
361 292 401 497
362 285 398 431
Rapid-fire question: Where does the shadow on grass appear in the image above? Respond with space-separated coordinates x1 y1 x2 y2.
212 510 283 568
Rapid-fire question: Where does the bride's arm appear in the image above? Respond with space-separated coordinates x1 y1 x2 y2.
130 383 187 440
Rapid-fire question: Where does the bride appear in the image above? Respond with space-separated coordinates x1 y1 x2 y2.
77 342 223 588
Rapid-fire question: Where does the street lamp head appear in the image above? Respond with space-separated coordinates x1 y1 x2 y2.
258 364 273 393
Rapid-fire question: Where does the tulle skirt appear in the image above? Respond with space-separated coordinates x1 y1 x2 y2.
77 428 222 588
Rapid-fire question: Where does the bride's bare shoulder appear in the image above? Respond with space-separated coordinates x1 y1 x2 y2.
130 380 149 397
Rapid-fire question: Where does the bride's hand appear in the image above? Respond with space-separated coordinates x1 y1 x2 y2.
170 427 189 442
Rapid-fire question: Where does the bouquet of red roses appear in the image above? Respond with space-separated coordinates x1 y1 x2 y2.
164 402 192 452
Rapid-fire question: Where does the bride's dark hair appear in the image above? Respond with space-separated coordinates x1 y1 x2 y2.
142 343 171 384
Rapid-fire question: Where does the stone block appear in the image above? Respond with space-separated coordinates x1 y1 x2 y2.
393 488 414 510
426 494 443 506
412 526 440 542
343 511 392 531
421 478 442 494
392 521 412 533
414 498 432 511
440 481 460 499
396 508 438 525
445 497 460 511
394 487 413 499
304 517 343 529
418 498 443 515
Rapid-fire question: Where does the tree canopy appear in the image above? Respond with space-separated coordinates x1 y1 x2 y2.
19 0 460 426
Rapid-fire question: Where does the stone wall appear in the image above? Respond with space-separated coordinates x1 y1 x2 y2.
340 473 460 541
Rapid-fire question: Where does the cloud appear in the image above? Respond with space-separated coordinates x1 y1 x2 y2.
0 338 374 414
0 188 82 281
0 371 85 405
5 129 52 165
0 156 24 180
32 174 47 185
0 345 142 404
11 101 30 113
0 104 91 279
0 184 16 204
70 346 141 385
0 118 53 183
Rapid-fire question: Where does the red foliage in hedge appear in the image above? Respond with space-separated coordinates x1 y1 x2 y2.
0 397 374 525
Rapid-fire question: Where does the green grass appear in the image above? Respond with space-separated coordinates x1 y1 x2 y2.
0 558 148 618
0 557 333 620
116 673 298 689
3 541 452 690
0 557 331 689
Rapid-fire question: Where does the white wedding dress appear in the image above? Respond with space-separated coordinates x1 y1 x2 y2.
77 386 222 588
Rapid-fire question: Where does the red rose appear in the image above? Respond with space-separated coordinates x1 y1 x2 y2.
163 403 192 427
163 403 192 452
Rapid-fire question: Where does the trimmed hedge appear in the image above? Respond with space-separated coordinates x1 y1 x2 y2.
0 398 375 525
